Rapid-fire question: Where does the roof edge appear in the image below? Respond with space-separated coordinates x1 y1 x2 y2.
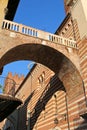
55 13 71 34
5 0 20 21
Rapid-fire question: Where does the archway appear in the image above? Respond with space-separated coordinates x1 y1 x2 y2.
0 43 84 99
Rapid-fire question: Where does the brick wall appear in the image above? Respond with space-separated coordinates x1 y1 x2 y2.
4 72 24 95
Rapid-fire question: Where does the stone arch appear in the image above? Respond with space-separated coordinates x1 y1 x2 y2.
0 29 79 71
0 43 64 72
0 43 84 100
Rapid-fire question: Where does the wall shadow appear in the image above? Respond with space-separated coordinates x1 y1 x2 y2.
17 90 35 130
30 74 65 130
2 74 65 130
3 91 35 130
73 119 87 130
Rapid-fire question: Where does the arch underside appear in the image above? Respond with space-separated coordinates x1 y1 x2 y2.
0 44 84 100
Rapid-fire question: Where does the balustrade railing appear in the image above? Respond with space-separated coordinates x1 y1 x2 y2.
2 20 77 49
0 76 17 97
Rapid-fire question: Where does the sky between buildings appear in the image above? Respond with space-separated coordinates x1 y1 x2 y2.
2 0 65 77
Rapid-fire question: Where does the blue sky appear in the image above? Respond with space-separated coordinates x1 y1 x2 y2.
2 0 65 77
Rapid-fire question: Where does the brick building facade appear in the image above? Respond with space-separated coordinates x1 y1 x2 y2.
4 72 24 96
0 0 87 130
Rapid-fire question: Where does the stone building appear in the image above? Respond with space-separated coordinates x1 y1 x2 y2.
0 0 87 130
4 72 24 96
